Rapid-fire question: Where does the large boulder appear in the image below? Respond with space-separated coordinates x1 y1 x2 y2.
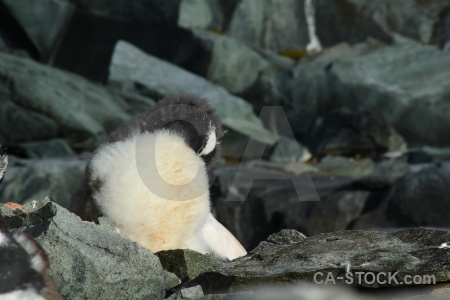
246 39 450 147
1 198 167 300
185 228 450 294
109 40 277 158
1 0 75 60
192 29 270 94
211 165 353 248
0 52 131 151
316 0 450 44
388 162 450 227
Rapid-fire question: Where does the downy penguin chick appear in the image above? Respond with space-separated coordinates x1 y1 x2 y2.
70 94 246 260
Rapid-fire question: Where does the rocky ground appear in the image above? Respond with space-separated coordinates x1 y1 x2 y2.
1 0 450 299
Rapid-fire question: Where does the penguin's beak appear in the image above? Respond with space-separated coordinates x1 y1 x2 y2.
0 145 8 184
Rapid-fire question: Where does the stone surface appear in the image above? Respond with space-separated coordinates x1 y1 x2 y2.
211 165 352 249
168 285 205 299
341 0 450 45
225 0 309 52
109 41 277 148
246 39 450 148
2 0 75 59
314 156 375 179
2 198 166 300
187 228 450 294
0 52 131 150
388 162 450 227
17 138 75 159
156 249 219 282
307 108 392 158
193 29 269 94
0 156 87 209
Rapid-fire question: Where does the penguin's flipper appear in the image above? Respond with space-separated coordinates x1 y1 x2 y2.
196 213 247 261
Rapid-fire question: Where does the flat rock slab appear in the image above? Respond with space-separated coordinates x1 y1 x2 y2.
187 228 450 294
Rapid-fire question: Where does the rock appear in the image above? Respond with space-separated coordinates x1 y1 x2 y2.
178 0 238 31
269 137 306 163
265 229 306 245
0 157 87 209
192 29 270 94
167 285 204 299
0 1 41 59
156 249 219 282
335 0 450 45
432 6 450 50
186 228 450 294
388 162 450 227
17 138 75 159
248 39 450 148
314 156 375 179
408 147 450 164
0 52 131 151
3 198 166 300
49 2 211 82
1 0 75 60
109 40 277 155
314 0 393 47
212 165 351 248
225 0 309 52
307 108 393 158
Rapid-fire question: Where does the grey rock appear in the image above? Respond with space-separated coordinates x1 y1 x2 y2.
168 285 204 299
0 157 87 209
156 249 219 282
314 0 393 47
0 97 59 147
49 1 211 82
340 0 450 45
192 29 270 94
307 108 393 158
178 0 238 31
18 139 75 159
4 198 166 300
225 0 309 52
0 52 131 150
269 137 305 163
164 271 182 291
408 147 450 164
212 166 351 248
314 156 375 179
2 0 75 59
109 41 277 149
388 162 450 227
265 229 306 245
248 40 450 148
187 228 450 294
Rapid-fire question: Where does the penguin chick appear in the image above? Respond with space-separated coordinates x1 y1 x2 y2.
0 231 63 300
71 94 247 260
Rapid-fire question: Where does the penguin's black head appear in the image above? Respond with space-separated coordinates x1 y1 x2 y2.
154 95 223 166
108 94 223 167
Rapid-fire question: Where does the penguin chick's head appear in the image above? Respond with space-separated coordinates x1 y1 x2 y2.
109 94 224 166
